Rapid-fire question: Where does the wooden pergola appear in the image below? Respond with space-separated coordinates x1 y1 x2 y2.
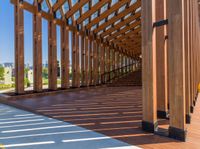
10 0 200 142
12 0 141 93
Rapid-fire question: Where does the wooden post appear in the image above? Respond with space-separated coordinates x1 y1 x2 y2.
72 32 76 87
61 25 69 89
48 20 57 90
184 0 191 123
93 41 98 85
89 40 93 85
81 35 85 86
156 0 168 119
142 0 158 133
168 0 186 141
33 8 42 92
15 3 24 94
75 33 80 87
85 37 89 86
100 45 105 83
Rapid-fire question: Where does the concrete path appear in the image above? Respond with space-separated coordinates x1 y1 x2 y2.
0 104 141 149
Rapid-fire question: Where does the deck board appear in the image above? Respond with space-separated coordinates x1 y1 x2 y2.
7 86 200 149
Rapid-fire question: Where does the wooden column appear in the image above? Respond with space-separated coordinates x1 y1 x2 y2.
168 0 186 141
15 3 24 94
156 0 168 119
33 9 42 92
72 32 76 87
61 25 69 89
48 20 57 90
106 47 110 82
93 41 98 85
142 0 158 132
85 37 89 86
100 45 105 83
89 40 93 85
184 0 191 123
33 12 42 92
81 35 85 86
97 44 100 84
75 33 80 87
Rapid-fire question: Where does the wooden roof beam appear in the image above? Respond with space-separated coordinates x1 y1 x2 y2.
52 0 66 12
76 0 110 24
100 12 141 37
87 0 132 29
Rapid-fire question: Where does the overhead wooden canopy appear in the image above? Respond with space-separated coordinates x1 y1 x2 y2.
11 0 141 57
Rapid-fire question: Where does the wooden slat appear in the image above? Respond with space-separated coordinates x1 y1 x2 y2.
65 0 89 18
86 0 133 29
76 0 110 24
52 0 66 12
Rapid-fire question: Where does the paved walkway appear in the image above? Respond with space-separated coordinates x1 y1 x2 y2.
0 104 140 149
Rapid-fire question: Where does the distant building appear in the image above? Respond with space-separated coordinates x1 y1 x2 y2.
3 63 14 68
3 67 12 84
28 69 33 84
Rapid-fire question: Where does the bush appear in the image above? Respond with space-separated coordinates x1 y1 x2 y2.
0 84 12 89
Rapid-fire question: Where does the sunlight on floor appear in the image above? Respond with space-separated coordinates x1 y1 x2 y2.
0 104 141 149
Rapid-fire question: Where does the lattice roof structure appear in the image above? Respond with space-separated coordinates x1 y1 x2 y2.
11 0 141 58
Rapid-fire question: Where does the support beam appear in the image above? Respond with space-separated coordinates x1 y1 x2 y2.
100 45 105 83
89 40 94 85
156 0 168 119
33 11 42 92
81 35 85 86
93 41 98 85
15 3 24 94
76 33 80 87
85 37 89 86
48 20 57 90
61 25 69 89
168 0 186 141
142 0 158 133
72 32 76 87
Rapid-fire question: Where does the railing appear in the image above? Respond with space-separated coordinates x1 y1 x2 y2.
101 63 139 84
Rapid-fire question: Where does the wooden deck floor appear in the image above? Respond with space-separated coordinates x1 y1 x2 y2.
6 86 200 149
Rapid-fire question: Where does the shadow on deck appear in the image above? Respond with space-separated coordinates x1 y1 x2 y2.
4 86 199 149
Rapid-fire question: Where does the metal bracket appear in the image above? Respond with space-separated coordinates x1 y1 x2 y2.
153 19 168 28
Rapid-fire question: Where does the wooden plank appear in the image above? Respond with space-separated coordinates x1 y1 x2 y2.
15 3 24 94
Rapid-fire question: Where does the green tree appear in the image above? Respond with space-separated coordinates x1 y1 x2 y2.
42 67 48 79
0 66 4 81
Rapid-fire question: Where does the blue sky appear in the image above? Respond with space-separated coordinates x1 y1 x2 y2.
0 0 63 65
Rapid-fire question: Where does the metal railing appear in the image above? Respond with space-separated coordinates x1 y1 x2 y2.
101 63 139 84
